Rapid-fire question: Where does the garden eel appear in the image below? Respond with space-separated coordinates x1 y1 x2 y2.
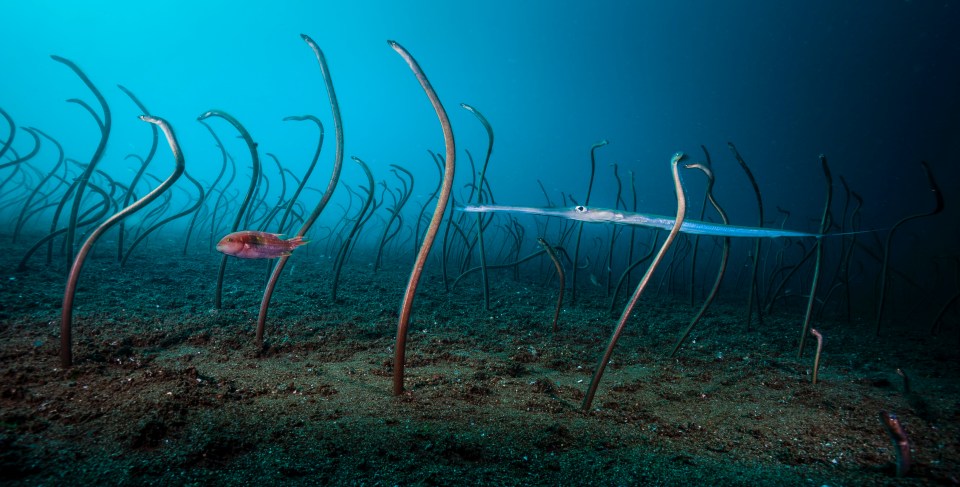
460 204 844 239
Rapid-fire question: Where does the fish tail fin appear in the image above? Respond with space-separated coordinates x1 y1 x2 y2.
819 228 884 238
287 236 309 248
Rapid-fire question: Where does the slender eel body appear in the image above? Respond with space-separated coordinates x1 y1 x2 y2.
256 34 344 347
461 204 822 239
581 152 688 411
878 411 911 477
390 39 456 396
61 115 184 367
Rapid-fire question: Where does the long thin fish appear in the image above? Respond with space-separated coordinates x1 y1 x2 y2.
460 204 820 239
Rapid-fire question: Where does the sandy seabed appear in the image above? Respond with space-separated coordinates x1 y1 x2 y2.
1 237 958 486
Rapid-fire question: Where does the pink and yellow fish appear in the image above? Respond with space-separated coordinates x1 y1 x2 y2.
216 231 308 259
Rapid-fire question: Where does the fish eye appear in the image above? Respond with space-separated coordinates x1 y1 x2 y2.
575 206 586 213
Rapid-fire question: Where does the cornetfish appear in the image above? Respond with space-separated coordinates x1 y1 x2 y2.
460 204 822 239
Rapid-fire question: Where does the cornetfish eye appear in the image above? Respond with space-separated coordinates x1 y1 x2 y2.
575 206 587 213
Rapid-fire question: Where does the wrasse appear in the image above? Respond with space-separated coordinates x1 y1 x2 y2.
216 231 308 259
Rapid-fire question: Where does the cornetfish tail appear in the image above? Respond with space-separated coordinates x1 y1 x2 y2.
820 229 881 238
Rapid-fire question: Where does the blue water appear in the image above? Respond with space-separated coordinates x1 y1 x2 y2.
2 3 960 483
3 2 957 242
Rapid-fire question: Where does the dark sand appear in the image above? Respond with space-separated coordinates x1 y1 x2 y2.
2 237 958 486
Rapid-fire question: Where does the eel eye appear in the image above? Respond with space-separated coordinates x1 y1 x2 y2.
575 205 587 213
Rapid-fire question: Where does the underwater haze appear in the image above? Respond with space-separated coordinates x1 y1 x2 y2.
2 1 960 485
